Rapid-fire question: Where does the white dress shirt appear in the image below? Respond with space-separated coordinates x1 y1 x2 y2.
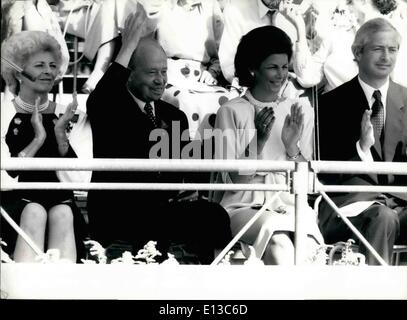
128 90 156 117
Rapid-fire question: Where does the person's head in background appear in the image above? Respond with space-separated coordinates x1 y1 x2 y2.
346 0 399 25
126 37 168 103
371 0 399 14
234 25 293 101
351 17 401 87
1 30 62 101
261 0 283 10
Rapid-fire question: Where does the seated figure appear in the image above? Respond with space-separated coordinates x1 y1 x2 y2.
212 26 324 265
1 30 92 262
85 7 232 264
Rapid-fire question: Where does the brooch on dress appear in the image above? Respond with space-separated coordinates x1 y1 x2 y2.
58 113 79 133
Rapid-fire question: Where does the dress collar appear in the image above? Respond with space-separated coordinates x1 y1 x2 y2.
244 90 287 110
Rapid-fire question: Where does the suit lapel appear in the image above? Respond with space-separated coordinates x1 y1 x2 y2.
351 78 383 158
384 81 404 162
155 100 169 129
350 77 370 119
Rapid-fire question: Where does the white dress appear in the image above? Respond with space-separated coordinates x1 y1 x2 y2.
212 91 324 259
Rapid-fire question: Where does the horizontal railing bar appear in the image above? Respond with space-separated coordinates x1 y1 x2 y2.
316 185 407 194
0 158 295 172
0 182 290 192
2 158 406 175
311 161 407 175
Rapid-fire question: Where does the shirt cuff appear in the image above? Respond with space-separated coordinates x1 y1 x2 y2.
356 140 373 162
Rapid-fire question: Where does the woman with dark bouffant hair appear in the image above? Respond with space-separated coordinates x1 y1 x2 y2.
1 30 92 262
212 26 324 265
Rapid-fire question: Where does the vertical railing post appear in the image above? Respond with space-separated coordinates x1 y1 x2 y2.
73 36 78 93
293 162 309 265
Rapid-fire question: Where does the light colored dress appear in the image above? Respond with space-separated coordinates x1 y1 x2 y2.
212 90 324 259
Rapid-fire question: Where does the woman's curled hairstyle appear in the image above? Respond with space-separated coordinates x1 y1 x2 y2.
234 25 293 88
1 30 63 93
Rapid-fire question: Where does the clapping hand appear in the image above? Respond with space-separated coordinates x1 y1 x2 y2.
359 109 375 152
55 93 78 132
30 97 46 141
279 2 307 40
281 103 304 155
199 70 218 85
255 106 275 139
253 106 275 155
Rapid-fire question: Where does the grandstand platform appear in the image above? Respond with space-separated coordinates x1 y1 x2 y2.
2 263 407 300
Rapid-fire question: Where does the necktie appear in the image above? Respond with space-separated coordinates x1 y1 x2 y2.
144 103 159 128
371 90 388 184
371 90 384 139
267 10 276 25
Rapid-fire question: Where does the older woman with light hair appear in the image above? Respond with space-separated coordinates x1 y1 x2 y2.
1 30 92 262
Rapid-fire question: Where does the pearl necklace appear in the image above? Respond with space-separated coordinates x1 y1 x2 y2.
14 96 49 113
244 90 286 110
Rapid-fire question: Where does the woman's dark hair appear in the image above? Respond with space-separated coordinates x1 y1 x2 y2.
234 25 293 87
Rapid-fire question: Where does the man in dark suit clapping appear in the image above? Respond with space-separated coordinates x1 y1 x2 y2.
317 17 407 265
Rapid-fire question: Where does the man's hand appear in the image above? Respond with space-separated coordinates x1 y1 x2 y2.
360 109 375 153
115 3 148 68
120 5 148 50
169 190 199 203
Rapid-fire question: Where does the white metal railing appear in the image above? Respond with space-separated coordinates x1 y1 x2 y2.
1 158 406 265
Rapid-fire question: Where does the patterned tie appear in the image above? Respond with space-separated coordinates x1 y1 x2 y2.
371 90 385 139
144 103 159 128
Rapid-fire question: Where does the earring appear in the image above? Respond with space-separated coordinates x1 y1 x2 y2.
250 72 254 77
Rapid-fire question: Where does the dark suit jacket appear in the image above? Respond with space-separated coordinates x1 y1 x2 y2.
318 76 407 228
86 62 190 242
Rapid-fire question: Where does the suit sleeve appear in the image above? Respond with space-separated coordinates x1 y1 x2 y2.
318 91 362 162
86 62 131 121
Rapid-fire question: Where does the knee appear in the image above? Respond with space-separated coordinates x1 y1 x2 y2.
206 202 230 223
208 203 231 232
373 206 399 229
199 201 231 243
20 203 47 230
48 205 74 228
269 233 294 250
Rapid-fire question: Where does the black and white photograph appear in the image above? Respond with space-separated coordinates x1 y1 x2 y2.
1 0 407 309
